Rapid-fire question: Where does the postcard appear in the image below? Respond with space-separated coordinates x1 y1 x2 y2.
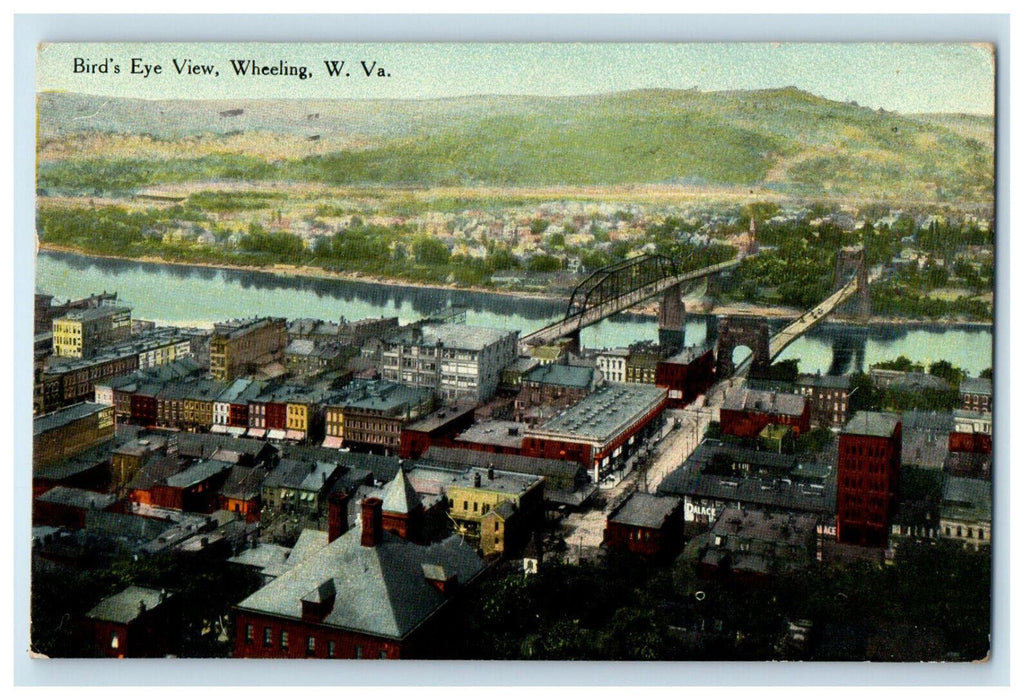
29 40 995 665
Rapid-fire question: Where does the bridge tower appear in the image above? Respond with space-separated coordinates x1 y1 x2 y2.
833 246 871 320
715 315 771 379
657 284 686 357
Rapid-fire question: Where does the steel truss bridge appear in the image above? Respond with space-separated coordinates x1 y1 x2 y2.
520 254 744 346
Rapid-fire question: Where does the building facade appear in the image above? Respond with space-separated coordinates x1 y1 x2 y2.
836 411 902 548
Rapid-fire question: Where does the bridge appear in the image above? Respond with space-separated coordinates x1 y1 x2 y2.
520 254 745 348
725 247 877 379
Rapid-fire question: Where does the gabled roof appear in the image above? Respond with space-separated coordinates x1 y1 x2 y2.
236 528 485 640
381 468 422 515
86 585 169 624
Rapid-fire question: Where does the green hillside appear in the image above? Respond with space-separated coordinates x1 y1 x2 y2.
37 88 995 202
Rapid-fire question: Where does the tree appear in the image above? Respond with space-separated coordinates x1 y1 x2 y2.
928 360 965 387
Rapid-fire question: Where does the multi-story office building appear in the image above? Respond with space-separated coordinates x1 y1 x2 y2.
210 317 287 382
836 411 902 548
379 322 519 403
52 305 132 359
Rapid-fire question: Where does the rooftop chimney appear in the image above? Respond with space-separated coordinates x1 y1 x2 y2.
328 492 350 543
474 472 481 488
360 497 383 548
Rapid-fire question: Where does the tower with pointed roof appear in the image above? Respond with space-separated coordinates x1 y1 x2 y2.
380 468 424 542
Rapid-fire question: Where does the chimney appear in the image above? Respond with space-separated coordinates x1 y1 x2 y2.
360 497 383 547
488 468 495 481
474 472 481 488
328 492 350 543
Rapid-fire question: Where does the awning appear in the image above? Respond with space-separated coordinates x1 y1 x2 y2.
322 436 344 449
267 429 287 440
285 430 305 441
210 424 228 434
246 428 267 438
227 426 247 437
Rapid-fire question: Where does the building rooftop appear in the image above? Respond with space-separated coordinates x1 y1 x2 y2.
960 377 993 397
235 527 485 641
608 492 681 529
408 465 543 499
455 421 527 449
709 507 819 548
842 411 901 439
265 459 340 493
329 379 432 415
529 383 667 445
86 586 169 624
58 304 131 323
388 322 516 352
941 476 991 523
402 405 476 434
215 379 263 405
658 441 837 516
213 317 286 340
796 373 851 390
723 387 807 418
381 468 422 515
36 486 117 511
164 459 233 489
524 363 594 390
33 402 111 436
661 345 710 366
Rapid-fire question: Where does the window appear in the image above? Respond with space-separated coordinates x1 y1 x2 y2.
110 632 120 649
307 636 316 655
263 626 272 646
280 630 289 649
494 521 499 532
380 650 388 659
327 640 336 658
245 624 254 643
355 645 363 659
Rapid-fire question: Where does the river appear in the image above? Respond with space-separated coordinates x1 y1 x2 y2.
35 251 993 377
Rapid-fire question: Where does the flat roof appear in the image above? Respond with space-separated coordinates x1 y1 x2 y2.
329 379 432 414
941 475 991 523
842 411 901 439
524 363 594 389
388 322 516 352
529 383 667 445
58 304 130 322
408 465 542 497
403 405 476 434
33 402 111 436
456 421 526 449
86 586 168 624
36 486 117 511
797 373 851 390
660 345 710 366
959 377 992 396
608 492 681 528
723 387 807 417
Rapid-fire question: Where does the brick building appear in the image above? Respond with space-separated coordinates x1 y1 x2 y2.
233 497 485 659
210 317 287 382
720 387 811 439
84 586 179 658
603 491 684 561
52 304 132 359
323 379 434 453
836 412 902 548
33 402 115 471
523 383 667 483
655 346 715 408
794 373 851 428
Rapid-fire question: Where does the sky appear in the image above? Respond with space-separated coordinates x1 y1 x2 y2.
36 42 996 115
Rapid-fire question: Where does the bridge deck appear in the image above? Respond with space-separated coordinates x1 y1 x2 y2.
521 257 743 345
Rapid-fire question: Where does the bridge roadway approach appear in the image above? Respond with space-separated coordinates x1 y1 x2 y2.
520 257 744 347
732 266 880 378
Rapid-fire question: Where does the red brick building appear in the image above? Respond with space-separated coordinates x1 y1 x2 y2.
603 492 684 561
720 387 810 439
398 405 476 459
84 586 178 658
655 346 715 409
836 411 902 548
233 497 486 659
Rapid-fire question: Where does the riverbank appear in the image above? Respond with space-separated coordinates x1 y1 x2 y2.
37 243 993 329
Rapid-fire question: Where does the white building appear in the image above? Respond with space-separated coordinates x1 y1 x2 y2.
595 348 630 383
379 322 519 403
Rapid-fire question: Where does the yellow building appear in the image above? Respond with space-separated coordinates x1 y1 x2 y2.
52 306 132 359
210 317 287 382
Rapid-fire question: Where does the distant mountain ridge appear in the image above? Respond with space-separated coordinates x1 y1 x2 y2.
37 88 995 202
